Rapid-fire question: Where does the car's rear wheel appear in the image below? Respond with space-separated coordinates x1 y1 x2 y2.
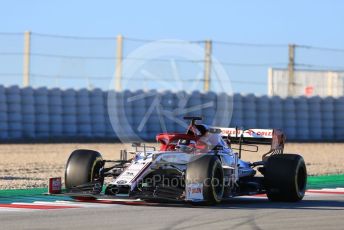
264 154 307 202
186 155 224 204
65 149 104 193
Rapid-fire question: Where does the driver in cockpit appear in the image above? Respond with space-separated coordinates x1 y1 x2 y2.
176 124 209 153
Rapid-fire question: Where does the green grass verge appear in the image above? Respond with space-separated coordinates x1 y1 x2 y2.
307 174 344 189
0 188 48 196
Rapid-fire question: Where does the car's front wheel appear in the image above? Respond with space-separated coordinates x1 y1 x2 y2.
65 149 104 193
186 155 224 204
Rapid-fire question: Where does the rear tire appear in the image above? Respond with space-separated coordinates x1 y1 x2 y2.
186 155 224 204
265 154 307 202
65 149 104 192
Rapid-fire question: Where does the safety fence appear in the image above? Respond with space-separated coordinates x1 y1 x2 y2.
0 85 343 142
1 32 344 95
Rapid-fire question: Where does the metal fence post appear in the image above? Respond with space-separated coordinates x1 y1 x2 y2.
23 31 31 87
268 67 273 96
115 34 123 91
288 44 295 96
204 40 212 92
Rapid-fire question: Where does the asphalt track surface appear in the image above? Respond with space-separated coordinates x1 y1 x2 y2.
1 193 344 230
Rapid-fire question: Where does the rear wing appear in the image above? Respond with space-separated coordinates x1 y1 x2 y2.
213 127 286 157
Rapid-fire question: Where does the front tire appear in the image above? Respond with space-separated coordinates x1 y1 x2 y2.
264 154 307 202
186 155 224 204
65 149 104 192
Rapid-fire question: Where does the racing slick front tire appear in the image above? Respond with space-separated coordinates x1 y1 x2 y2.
186 155 224 205
264 154 307 202
65 149 104 193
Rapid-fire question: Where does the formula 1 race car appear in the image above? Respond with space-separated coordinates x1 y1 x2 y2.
63 117 307 204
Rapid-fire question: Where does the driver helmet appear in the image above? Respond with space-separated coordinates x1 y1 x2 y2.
176 139 196 153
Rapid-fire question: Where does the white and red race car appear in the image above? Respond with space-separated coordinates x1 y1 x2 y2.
63 117 307 204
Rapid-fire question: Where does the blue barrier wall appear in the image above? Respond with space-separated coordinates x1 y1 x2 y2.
0 85 343 141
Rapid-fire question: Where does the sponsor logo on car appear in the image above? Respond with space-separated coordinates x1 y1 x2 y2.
218 128 273 138
48 177 62 194
186 183 204 201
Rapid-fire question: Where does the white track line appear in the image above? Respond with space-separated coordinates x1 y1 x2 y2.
34 201 115 208
319 188 344 191
0 207 34 212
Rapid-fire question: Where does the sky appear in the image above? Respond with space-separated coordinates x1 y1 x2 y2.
1 0 344 94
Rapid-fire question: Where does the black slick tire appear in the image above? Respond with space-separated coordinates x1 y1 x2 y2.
264 154 307 202
65 149 104 191
186 155 224 204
